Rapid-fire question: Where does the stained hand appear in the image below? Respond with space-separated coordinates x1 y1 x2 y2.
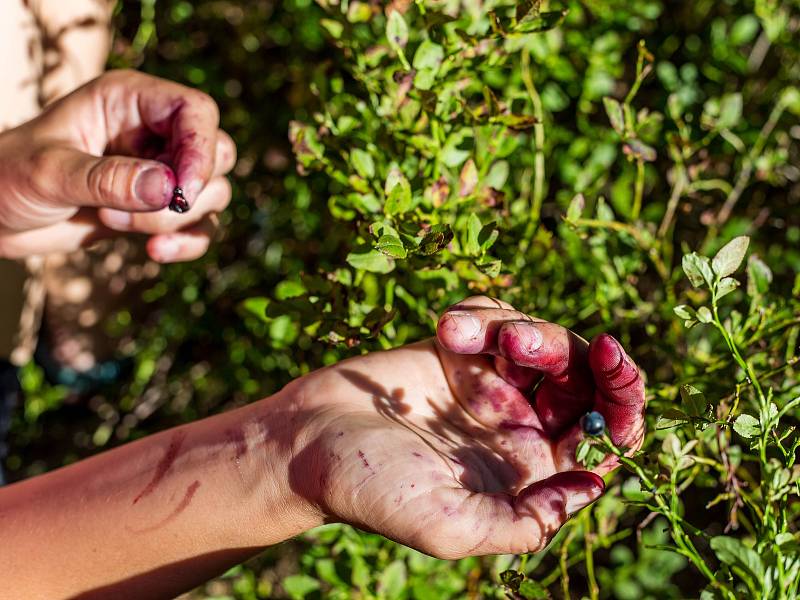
288 296 646 558
0 70 236 262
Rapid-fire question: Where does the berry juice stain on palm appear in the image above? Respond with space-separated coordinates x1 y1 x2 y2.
169 186 190 213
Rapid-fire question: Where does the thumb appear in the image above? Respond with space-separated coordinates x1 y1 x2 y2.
38 147 174 211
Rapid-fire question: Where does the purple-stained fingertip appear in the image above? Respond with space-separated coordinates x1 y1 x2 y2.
436 311 484 353
589 333 624 373
497 323 543 366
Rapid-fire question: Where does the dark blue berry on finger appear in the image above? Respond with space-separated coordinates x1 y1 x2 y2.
581 411 606 436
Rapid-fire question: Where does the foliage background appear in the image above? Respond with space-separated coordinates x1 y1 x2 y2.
7 0 800 598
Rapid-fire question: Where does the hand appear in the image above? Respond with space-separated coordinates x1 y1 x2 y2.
0 70 236 262
287 296 646 558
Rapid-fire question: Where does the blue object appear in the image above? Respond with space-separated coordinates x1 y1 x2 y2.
581 411 606 436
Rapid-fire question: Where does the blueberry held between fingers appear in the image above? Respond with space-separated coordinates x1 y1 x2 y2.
169 186 190 213
581 411 606 436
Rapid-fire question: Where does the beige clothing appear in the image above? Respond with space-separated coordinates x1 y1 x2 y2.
0 0 113 365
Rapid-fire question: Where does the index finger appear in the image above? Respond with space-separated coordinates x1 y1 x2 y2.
138 87 219 207
588 334 646 448
89 71 221 207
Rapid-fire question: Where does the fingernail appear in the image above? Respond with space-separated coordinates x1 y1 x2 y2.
446 312 482 340
155 237 181 262
565 475 605 514
565 489 602 514
101 209 132 230
135 167 169 208
510 323 542 353
177 176 203 206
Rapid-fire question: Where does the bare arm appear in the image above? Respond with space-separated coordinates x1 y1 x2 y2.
0 386 319 599
0 297 646 599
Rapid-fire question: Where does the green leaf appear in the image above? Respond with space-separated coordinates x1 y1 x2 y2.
712 236 749 278
346 249 396 273
710 536 765 581
489 113 538 129
458 159 478 196
418 224 454 255
320 19 344 40
412 39 444 70
275 279 306 300
682 252 714 287
351 555 371 588
696 306 713 323
673 305 695 320
464 213 482 256
350 148 375 179
623 139 657 162
733 414 760 439
747 254 773 296
680 384 706 417
289 121 325 167
512 9 568 34
515 0 539 22
730 15 760 45
282 574 320 599
782 86 800 115
241 297 270 322
315 558 346 588
477 257 502 278
566 194 585 221
717 93 743 130
384 173 413 215
519 579 550 599
386 10 409 67
376 234 407 259
479 223 499 252
575 438 606 469
657 408 690 429
269 315 299 346
603 97 625 135
377 560 407 600
716 277 740 299
500 569 525 590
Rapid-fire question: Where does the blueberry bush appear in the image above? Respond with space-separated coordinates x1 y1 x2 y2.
8 0 800 598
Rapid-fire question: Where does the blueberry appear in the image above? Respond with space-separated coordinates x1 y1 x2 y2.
581 411 606 436
169 186 190 213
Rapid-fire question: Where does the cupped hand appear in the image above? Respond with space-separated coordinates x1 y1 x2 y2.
290 297 645 558
0 70 236 262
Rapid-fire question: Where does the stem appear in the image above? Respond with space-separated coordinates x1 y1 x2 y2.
570 218 669 280
658 154 687 238
583 511 599 600
632 158 645 220
601 438 734 597
558 525 577 600
519 49 546 257
714 97 788 227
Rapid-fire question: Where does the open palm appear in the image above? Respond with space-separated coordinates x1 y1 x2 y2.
291 297 646 558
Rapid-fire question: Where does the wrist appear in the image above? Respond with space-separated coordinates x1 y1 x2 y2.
225 382 327 544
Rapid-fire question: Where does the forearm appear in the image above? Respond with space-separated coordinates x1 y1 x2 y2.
0 385 322 600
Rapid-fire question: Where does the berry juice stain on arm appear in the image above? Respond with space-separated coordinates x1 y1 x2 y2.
169 186 190 213
132 431 187 504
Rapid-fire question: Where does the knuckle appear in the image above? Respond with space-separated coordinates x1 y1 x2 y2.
192 91 220 120
88 160 124 205
27 147 57 196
